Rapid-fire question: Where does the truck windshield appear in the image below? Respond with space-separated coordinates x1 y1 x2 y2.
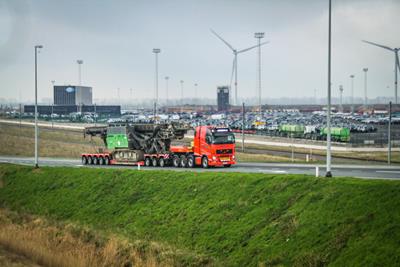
212 132 235 144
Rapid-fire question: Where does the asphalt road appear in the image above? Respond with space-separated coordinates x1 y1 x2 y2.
1 156 399 180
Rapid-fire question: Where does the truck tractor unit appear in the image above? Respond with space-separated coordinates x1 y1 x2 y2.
81 122 236 168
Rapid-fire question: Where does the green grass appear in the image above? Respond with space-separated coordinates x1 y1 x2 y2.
0 164 400 266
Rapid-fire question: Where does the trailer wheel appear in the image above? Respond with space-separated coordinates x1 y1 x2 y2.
88 156 93 165
187 155 195 168
145 157 152 167
93 157 98 165
172 155 180 167
201 156 209 168
104 157 110 165
180 155 187 167
99 157 104 165
152 157 158 167
82 156 88 165
159 157 165 167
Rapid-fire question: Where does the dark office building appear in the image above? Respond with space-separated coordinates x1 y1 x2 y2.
54 85 93 105
217 86 230 111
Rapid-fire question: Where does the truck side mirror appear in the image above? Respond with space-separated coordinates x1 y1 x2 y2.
206 135 212 144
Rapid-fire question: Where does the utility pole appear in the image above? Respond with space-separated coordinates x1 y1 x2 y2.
194 83 198 105
363 68 368 107
165 76 169 107
339 85 344 113
242 102 245 152
34 45 43 168
388 101 392 164
77 60 83 85
153 48 161 116
350 75 355 114
326 0 332 177
255 32 265 117
51 80 55 128
180 80 184 112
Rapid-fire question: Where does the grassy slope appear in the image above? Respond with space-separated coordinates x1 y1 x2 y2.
1 164 400 266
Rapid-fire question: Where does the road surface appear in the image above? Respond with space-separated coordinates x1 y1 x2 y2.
0 156 399 180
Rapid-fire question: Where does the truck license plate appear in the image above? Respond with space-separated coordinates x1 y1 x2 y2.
220 157 230 161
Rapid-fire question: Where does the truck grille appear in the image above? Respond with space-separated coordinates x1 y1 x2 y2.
216 149 232 154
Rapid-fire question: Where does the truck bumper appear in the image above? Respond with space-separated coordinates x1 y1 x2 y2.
208 157 236 167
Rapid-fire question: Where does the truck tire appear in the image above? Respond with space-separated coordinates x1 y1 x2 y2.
172 155 180 167
201 156 209 168
88 156 93 165
104 157 110 165
82 156 87 165
187 155 195 168
152 157 158 167
180 155 187 167
99 157 104 165
159 157 165 167
93 157 98 165
145 157 152 167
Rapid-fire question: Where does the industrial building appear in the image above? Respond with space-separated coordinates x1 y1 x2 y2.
54 85 93 105
217 86 230 111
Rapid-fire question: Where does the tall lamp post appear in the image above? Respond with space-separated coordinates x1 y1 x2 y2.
180 80 184 105
350 75 355 114
194 83 198 105
363 68 368 107
152 48 161 116
255 32 265 116
165 76 169 107
326 0 332 177
339 85 344 112
34 45 43 168
77 60 83 85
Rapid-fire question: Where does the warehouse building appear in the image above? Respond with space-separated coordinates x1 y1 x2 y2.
217 86 230 111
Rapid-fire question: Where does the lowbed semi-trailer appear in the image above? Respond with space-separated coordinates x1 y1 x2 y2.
81 123 236 168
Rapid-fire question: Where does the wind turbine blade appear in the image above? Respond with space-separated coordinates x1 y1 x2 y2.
362 40 394 51
237 41 270 53
210 29 235 51
230 57 235 88
397 52 400 73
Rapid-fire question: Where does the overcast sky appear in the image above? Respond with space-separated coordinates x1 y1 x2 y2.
0 0 399 103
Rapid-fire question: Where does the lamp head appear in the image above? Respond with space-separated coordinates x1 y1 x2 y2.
153 48 161 53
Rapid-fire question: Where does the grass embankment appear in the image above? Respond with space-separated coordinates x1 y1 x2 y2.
1 164 400 266
0 124 102 158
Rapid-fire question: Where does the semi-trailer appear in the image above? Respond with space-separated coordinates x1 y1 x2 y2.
81 122 236 168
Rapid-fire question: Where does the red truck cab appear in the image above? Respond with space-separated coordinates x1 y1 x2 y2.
192 126 236 167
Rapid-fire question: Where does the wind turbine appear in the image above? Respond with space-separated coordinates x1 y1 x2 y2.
362 40 400 104
211 29 269 106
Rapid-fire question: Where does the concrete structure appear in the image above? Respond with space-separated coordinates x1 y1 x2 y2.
54 85 92 106
24 105 120 116
217 86 230 111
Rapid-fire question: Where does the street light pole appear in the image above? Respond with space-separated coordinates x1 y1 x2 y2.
165 76 169 107
350 75 355 114
194 83 198 105
254 32 265 117
77 60 83 85
152 48 161 117
363 68 368 107
180 80 184 105
339 85 344 113
326 0 332 177
34 45 43 168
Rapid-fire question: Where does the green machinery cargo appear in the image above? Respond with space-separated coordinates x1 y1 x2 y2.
278 124 305 137
321 127 350 142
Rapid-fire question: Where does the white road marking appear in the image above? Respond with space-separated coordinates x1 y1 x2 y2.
376 170 400 174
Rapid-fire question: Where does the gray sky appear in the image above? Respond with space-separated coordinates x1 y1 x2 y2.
0 0 399 103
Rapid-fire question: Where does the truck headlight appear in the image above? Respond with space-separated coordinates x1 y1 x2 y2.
232 155 235 159
212 156 216 161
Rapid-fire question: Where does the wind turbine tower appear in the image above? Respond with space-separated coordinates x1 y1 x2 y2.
210 29 269 106
363 40 400 104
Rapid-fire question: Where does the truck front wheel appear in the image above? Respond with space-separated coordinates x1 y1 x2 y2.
202 156 209 168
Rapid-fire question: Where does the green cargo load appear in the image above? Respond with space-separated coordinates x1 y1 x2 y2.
321 127 350 142
279 124 305 133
